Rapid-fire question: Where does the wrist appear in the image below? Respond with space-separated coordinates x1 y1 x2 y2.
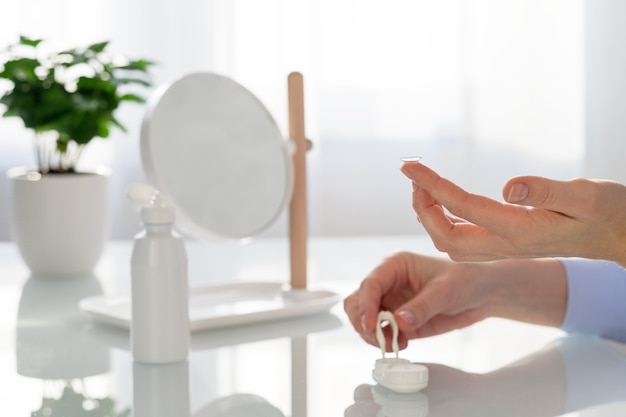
487 258 567 327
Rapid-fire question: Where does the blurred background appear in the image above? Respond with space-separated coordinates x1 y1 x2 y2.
1 0 624 241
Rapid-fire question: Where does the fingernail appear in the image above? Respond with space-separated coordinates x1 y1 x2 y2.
412 181 419 192
397 310 416 327
507 183 529 202
361 315 368 333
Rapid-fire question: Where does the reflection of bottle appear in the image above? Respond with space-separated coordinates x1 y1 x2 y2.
133 360 190 417
131 203 189 363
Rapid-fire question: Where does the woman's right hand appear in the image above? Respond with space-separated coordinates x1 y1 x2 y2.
343 252 566 350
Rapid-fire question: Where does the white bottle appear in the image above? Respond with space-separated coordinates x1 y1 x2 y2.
130 201 190 363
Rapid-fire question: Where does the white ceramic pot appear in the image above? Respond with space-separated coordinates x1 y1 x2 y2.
8 167 111 276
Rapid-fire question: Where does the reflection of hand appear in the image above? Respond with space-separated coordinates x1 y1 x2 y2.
345 383 428 417
419 364 490 417
424 337 626 417
344 252 566 348
344 384 381 417
400 161 626 267
346 337 626 416
421 349 568 417
423 359 566 417
425 337 626 416
345 344 567 417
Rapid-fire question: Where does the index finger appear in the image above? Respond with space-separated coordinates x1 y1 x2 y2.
401 161 526 237
357 255 411 336
412 185 513 260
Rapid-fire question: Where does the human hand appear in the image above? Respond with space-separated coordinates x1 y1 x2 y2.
343 252 496 349
344 252 566 348
401 161 626 267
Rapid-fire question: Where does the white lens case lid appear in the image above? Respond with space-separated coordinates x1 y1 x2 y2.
372 311 429 393
373 359 429 394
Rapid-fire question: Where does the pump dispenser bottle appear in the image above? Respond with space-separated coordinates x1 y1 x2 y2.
128 184 189 363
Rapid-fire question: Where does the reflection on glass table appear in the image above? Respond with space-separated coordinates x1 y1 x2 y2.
14 271 343 416
17 274 127 416
90 313 342 417
346 336 626 417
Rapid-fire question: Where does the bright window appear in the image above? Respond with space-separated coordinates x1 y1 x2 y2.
0 0 584 239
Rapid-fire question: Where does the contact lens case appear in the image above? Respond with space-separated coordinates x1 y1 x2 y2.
372 311 429 393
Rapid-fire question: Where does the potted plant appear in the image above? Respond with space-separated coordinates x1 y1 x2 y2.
1 36 153 276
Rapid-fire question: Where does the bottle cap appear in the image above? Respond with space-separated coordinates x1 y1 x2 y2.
141 205 175 224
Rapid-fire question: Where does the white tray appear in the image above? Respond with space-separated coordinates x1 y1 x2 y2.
79 282 341 332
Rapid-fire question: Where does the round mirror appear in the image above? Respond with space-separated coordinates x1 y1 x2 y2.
141 72 293 240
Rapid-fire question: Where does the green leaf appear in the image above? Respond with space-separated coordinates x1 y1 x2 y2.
110 116 126 132
119 93 145 103
18 35 42 47
87 41 109 54
1 35 154 172
119 58 155 71
0 58 40 81
111 77 151 87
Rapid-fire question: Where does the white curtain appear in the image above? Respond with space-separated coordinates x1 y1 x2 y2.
0 0 590 240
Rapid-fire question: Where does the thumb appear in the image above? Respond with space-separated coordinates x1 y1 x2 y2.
503 176 572 211
394 281 451 332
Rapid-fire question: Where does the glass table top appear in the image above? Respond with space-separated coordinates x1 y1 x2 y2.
1 236 625 416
